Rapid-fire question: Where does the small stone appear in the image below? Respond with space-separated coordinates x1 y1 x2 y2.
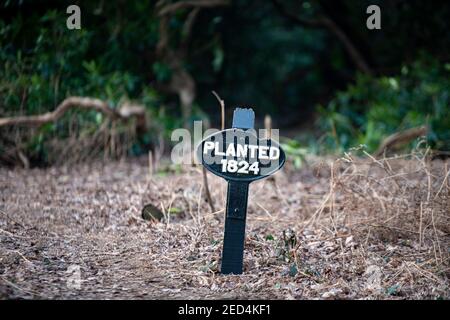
345 236 354 247
322 288 342 298
141 203 164 221
364 265 382 291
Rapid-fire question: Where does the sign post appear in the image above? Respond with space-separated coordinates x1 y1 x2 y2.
198 108 285 274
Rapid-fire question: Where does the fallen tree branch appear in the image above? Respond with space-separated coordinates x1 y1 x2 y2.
0 96 147 130
374 126 428 157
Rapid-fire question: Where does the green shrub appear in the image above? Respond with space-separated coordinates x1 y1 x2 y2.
318 57 450 153
0 5 169 163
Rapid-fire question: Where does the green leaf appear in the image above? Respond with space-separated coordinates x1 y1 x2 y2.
265 234 274 241
168 207 182 214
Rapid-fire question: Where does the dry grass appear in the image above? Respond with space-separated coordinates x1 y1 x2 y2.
0 150 448 299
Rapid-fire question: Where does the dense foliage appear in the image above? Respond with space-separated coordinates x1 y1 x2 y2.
0 1 164 163
318 58 450 153
0 1 449 165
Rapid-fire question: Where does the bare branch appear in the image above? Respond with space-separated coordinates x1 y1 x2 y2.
374 126 428 157
202 167 216 213
201 90 228 213
156 15 171 57
264 114 272 139
212 90 225 130
156 1 229 125
181 7 201 47
319 14 372 75
271 0 323 28
271 0 372 74
158 0 230 16
0 96 147 129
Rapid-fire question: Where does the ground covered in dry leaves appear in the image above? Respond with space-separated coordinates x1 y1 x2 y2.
0 152 449 299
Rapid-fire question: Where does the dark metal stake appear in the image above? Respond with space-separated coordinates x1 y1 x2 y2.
221 181 249 274
220 108 255 274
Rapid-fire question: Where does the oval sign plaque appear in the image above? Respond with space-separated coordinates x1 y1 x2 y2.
198 107 286 275
197 128 286 182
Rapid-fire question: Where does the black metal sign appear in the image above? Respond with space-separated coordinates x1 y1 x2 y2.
197 108 285 274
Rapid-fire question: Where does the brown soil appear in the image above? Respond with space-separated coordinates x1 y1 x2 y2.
0 153 449 299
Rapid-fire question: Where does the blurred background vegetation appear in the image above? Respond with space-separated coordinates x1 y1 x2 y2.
0 0 449 166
